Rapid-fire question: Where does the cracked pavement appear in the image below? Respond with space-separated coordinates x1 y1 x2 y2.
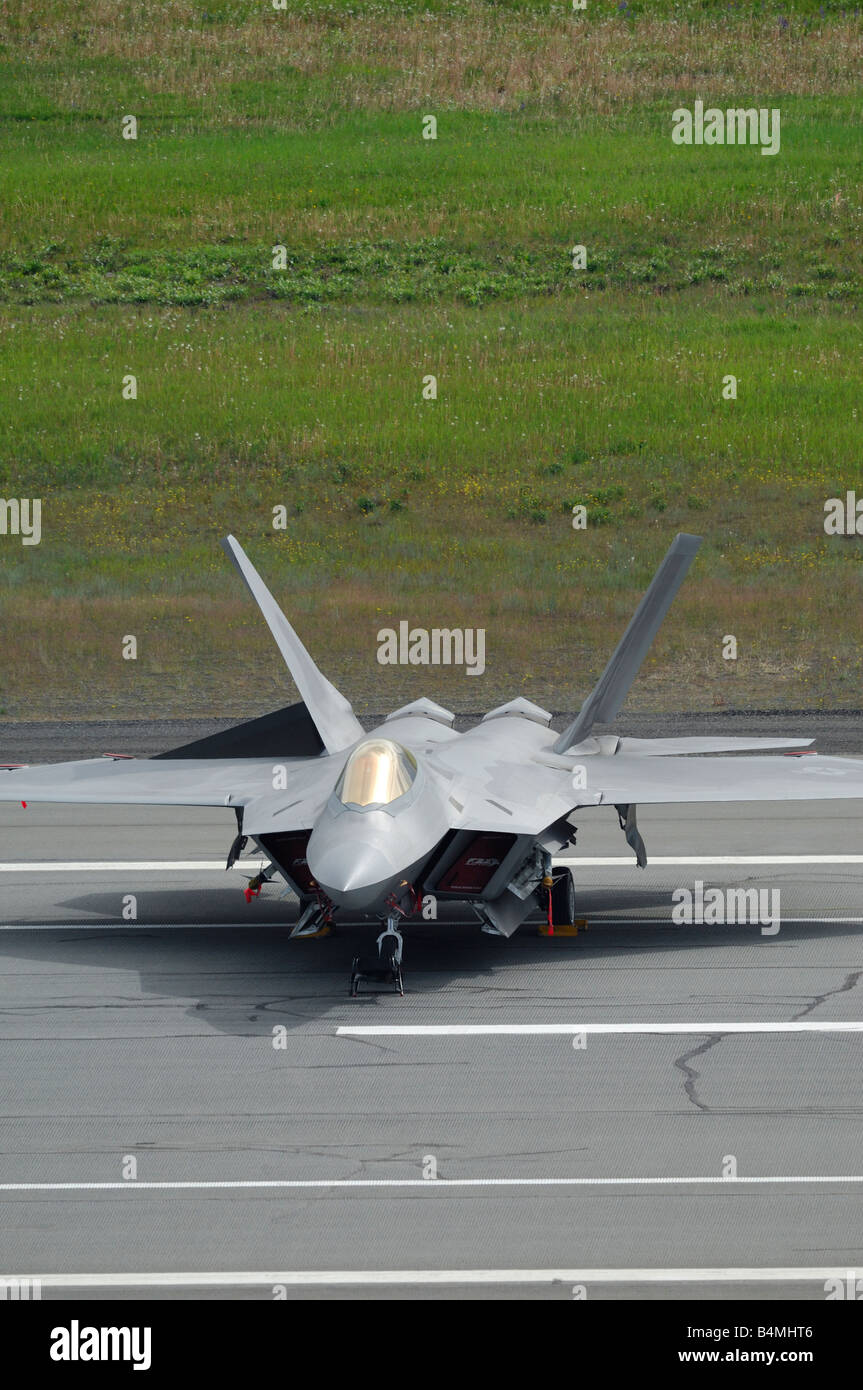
2 776 863 1296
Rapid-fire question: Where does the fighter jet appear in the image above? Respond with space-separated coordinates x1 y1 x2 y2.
4 532 863 994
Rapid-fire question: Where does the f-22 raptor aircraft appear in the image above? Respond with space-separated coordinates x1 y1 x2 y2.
4 533 863 995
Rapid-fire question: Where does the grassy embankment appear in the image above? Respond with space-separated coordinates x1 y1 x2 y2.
0 1 860 717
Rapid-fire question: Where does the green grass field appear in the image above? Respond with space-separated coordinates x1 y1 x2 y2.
0 1 860 719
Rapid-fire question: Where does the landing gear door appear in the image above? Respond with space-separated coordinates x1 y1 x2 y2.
615 803 647 868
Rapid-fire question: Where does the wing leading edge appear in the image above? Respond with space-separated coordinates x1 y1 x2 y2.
0 753 340 812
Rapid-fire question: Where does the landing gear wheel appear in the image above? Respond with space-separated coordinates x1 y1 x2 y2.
549 868 576 928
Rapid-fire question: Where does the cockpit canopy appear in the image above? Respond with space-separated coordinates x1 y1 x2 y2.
335 738 418 809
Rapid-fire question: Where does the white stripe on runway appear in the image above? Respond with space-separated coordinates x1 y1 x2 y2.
0 922 288 931
337 1022 863 1037
586 917 863 925
0 861 230 872
560 855 863 866
2 854 863 873
2 1267 854 1290
2 1174 863 1192
1 918 862 933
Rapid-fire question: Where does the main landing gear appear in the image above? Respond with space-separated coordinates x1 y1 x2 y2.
538 866 584 936
350 915 405 998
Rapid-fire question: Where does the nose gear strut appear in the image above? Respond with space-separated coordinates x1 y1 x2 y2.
350 909 406 998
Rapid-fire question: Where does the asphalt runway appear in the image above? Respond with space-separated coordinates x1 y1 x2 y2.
2 789 863 1300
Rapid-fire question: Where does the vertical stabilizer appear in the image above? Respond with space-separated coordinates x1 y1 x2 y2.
222 536 364 755
553 533 702 753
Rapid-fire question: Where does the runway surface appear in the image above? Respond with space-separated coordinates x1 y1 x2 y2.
2 785 863 1300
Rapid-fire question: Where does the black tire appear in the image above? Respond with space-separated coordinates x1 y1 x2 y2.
550 869 576 927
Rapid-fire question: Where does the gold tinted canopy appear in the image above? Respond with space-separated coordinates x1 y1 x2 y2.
336 739 418 808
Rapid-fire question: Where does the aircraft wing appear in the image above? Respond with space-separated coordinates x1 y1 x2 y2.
567 751 863 807
436 748 863 838
433 743 586 835
0 753 340 812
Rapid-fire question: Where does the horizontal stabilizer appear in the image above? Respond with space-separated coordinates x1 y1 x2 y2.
614 736 814 757
554 533 702 753
153 701 324 761
222 536 363 755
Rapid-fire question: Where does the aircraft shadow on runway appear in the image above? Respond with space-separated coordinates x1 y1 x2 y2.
1 885 862 1036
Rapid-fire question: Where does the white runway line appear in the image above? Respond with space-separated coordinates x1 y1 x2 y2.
562 855 863 867
3 854 863 873
0 922 289 931
2 916 863 932
587 917 863 925
337 1022 863 1037
3 1174 863 1192
3 918 863 933
0 861 229 873
3 1267 855 1290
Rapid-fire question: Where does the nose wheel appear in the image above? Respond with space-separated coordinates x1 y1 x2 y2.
350 916 405 997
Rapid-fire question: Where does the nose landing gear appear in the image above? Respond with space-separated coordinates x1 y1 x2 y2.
350 914 405 998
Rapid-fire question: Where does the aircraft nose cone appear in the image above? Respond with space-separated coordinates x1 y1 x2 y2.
308 839 396 909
